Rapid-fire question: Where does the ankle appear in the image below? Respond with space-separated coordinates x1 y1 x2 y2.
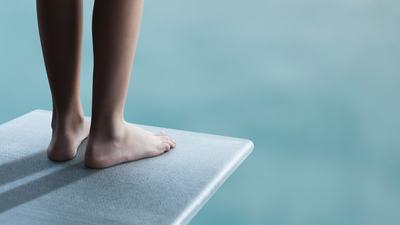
89 118 126 141
52 112 86 132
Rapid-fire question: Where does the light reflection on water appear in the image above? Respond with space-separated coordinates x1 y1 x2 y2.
0 0 399 224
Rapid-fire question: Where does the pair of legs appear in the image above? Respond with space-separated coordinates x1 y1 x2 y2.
37 0 175 169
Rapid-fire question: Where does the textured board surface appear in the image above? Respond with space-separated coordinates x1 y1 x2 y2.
0 110 253 225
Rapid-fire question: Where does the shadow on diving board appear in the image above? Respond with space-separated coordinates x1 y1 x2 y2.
0 109 254 225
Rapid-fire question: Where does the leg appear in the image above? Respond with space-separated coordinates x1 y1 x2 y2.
37 0 90 161
85 0 175 168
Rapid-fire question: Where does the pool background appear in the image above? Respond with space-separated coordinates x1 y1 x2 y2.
1 0 399 224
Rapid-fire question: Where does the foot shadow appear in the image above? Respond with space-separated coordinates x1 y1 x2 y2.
0 139 99 213
0 151 57 186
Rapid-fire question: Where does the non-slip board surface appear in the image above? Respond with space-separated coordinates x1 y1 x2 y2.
0 110 253 225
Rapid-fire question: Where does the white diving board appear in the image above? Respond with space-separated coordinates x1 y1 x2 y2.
0 110 253 225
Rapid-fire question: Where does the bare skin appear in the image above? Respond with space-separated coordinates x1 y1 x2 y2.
37 0 90 161
37 0 175 168
48 115 90 161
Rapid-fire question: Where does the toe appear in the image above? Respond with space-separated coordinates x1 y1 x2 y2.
167 140 175 148
154 131 166 136
158 142 170 152
164 143 171 151
162 138 175 149
164 136 175 143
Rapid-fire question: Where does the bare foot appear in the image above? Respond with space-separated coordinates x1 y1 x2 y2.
47 115 91 161
85 122 175 169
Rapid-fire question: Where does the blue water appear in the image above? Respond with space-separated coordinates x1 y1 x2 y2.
1 0 399 224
